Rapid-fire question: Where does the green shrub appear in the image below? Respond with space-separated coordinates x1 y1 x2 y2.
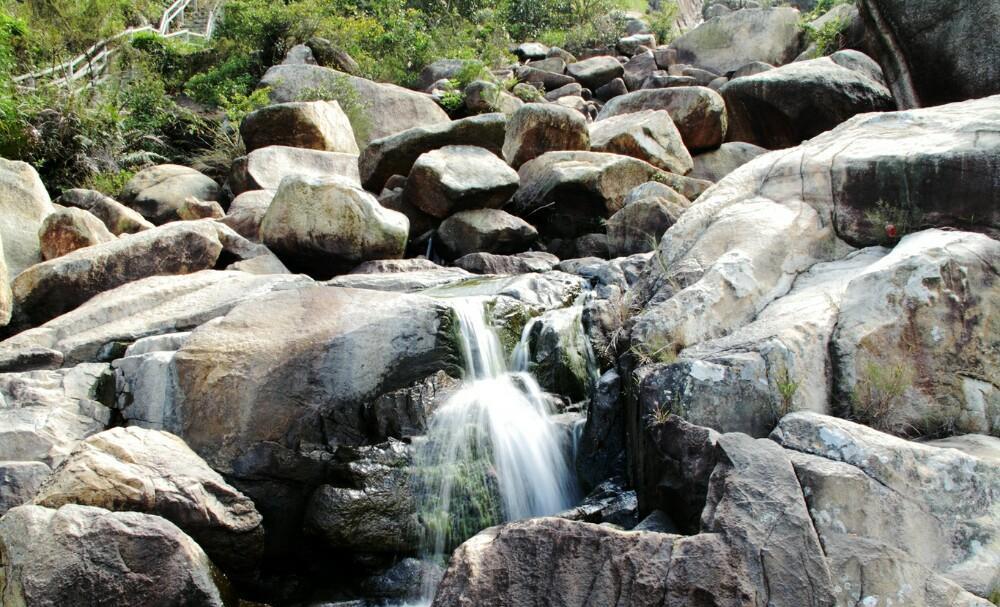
647 1 679 46
802 16 847 57
296 78 372 145
850 360 914 434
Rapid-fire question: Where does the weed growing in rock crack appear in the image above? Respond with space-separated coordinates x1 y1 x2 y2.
772 365 800 419
802 16 847 57
863 199 924 245
631 333 679 366
646 402 672 427
599 290 640 359
850 359 914 434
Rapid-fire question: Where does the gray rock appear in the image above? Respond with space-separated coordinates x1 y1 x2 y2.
12 221 279 326
306 37 362 74
576 370 625 490
0 158 55 280
597 86 727 151
32 426 264 572
417 59 477 91
260 64 450 146
594 77 628 101
588 109 694 174
618 33 656 56
721 56 894 149
453 251 559 275
731 60 774 79
689 141 768 181
282 43 316 65
502 103 590 168
261 175 408 276
606 187 689 257
464 80 524 115
121 164 219 225
404 146 519 219
828 49 886 86
240 100 359 153
360 113 507 192
623 51 658 91
218 189 273 240
515 65 576 91
0 461 50 515
670 7 805 74
0 504 229 606
55 189 153 235
328 267 473 292
857 0 1000 108
513 42 549 61
423 271 585 309
437 209 537 257
567 55 625 89
642 72 699 89
525 57 566 74
544 82 584 101
38 206 115 260
230 145 361 194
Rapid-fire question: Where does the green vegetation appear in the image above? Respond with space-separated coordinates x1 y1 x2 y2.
850 359 914 434
646 402 672 427
772 364 800 419
295 78 372 145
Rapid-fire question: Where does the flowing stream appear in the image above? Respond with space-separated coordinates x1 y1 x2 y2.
411 298 581 602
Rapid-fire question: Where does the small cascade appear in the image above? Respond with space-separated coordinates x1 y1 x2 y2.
412 299 580 601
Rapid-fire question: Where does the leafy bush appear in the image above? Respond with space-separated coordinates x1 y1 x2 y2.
296 79 372 145
647 1 679 46
850 360 914 434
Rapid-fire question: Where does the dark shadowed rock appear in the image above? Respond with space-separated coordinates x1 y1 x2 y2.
121 165 220 225
436 209 537 257
689 141 768 181
576 369 626 490
0 461 49 515
597 87 727 151
606 187 689 257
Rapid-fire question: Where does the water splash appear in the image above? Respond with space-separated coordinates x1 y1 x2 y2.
413 299 579 598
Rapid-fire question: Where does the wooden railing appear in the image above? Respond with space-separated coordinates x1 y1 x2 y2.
13 0 224 91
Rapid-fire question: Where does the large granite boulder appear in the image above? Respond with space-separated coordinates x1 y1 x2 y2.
0 461 49 515
670 7 805 74
12 221 280 327
360 113 507 192
260 64 450 146
121 165 220 225
260 174 408 276
404 146 519 218
596 87 727 151
239 100 360 153
32 426 264 572
55 188 154 235
0 504 230 606
38 206 115 260
566 55 625 89
0 158 54 279
436 209 538 258
229 145 361 194
606 186 690 257
508 151 686 239
588 109 694 174
721 55 894 149
0 270 309 369
218 190 273 240
857 0 1000 108
689 141 768 181
502 103 590 169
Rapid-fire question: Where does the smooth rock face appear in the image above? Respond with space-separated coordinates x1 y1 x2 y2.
261 175 408 276
436 209 538 258
670 7 805 74
229 145 361 194
689 141 768 181
0 158 54 280
721 56 894 149
0 504 228 607
218 190 273 240
55 189 154 235
597 87 728 151
0 270 310 368
404 146 519 219
858 0 1000 108
576 370 626 490
606 189 689 257
453 251 558 275
773 412 1000 597
12 221 272 327
566 55 625 89
508 151 686 240
832 230 1000 435
121 165 220 225
32 426 264 572
240 100 360 154
39 206 116 260
0 363 111 467
588 109 694 175
502 103 590 169
359 113 507 192
260 64 450 146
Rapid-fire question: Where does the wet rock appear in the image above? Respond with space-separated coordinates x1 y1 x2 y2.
0 504 230 606
519 305 595 401
436 209 537 258
576 369 626 490
502 104 590 168
589 109 693 175
240 100 360 154
261 175 408 276
596 86 727 151
121 164 220 225
721 55 894 149
32 426 264 572
55 188 154 235
561 477 639 528
360 113 507 192
39 206 115 260
670 7 805 74
404 146 519 219
364 370 459 441
230 145 361 195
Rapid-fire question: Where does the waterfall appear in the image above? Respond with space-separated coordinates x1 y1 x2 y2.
412 298 579 600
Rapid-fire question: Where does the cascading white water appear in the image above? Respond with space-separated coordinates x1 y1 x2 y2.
413 298 579 599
